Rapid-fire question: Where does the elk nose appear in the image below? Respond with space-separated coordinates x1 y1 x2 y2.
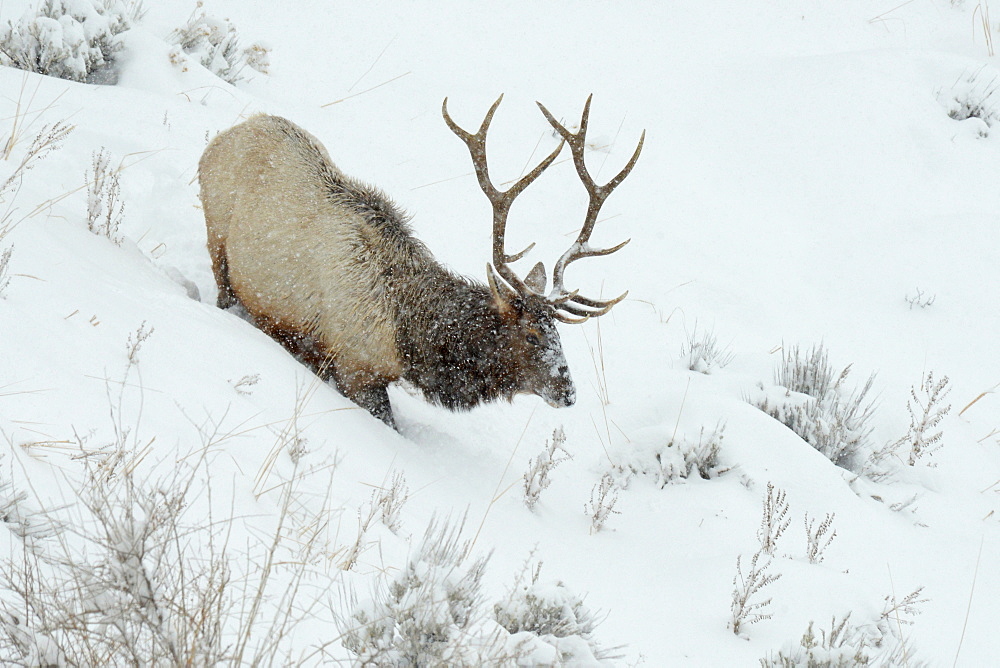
560 387 576 407
559 368 576 406
547 376 575 408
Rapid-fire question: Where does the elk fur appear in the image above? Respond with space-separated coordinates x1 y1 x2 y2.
198 114 575 427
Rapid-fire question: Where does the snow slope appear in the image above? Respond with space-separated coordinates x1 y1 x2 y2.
1 0 999 664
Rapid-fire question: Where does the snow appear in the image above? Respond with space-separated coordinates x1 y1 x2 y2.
1 0 999 664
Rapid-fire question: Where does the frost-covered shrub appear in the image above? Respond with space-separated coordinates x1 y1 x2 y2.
760 610 924 667
0 447 234 665
339 516 500 664
753 345 876 472
940 66 1000 134
0 118 73 297
803 512 837 564
339 518 620 665
0 245 11 298
523 426 572 510
730 549 782 636
0 0 141 84
760 616 870 667
0 392 338 667
85 147 124 244
168 2 270 84
893 371 950 467
494 561 618 664
584 472 621 533
613 423 727 488
682 323 734 373
757 482 790 555
374 470 409 533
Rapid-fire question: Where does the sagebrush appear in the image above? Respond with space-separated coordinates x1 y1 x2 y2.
760 592 927 667
730 549 782 636
584 473 621 533
168 2 270 84
523 427 572 510
754 344 877 471
897 371 951 466
757 482 790 555
681 322 734 373
85 147 124 244
0 0 143 84
337 516 617 665
0 370 348 666
940 65 1000 133
804 512 837 564
612 423 727 489
0 113 73 298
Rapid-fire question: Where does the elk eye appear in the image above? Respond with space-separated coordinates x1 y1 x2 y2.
526 334 540 346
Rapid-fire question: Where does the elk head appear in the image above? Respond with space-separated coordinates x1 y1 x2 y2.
442 94 644 408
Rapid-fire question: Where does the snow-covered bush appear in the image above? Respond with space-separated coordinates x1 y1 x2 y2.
494 561 619 663
124 320 153 365
0 1 142 84
862 370 951 481
339 471 409 570
681 323 734 373
940 66 1000 133
0 245 11 297
0 116 72 297
760 608 925 667
753 345 876 472
523 426 572 510
0 446 235 665
760 616 872 667
584 472 621 533
730 548 782 637
339 516 512 664
85 147 124 244
803 512 837 564
613 423 727 488
374 469 409 533
757 482 790 555
339 517 619 664
894 371 951 466
0 377 340 666
168 2 270 84
905 287 936 309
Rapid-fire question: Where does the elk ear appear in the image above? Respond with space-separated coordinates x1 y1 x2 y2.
524 261 547 295
487 263 518 316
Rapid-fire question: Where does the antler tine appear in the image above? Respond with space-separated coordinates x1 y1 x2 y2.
554 293 627 321
554 312 590 325
536 95 643 319
443 96 564 296
442 95 505 198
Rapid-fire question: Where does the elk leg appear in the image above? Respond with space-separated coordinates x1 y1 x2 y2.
343 383 396 429
328 366 396 428
250 318 398 428
209 245 239 309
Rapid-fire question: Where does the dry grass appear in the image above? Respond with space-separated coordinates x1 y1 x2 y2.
1 75 69 162
958 380 999 417
974 2 995 57
0 366 350 665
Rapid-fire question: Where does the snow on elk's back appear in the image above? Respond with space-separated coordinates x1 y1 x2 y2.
2 1 1000 665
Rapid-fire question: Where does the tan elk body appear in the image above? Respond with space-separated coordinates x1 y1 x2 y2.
198 98 642 427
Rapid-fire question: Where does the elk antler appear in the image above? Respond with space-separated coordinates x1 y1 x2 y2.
442 95 565 297
537 95 644 323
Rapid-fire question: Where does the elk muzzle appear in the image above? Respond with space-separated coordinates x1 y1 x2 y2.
534 363 576 408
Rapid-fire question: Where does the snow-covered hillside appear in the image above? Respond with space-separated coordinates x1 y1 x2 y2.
0 0 998 664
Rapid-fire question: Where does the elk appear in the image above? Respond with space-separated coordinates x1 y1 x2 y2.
198 95 643 428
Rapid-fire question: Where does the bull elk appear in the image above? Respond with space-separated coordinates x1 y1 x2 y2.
198 95 643 428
